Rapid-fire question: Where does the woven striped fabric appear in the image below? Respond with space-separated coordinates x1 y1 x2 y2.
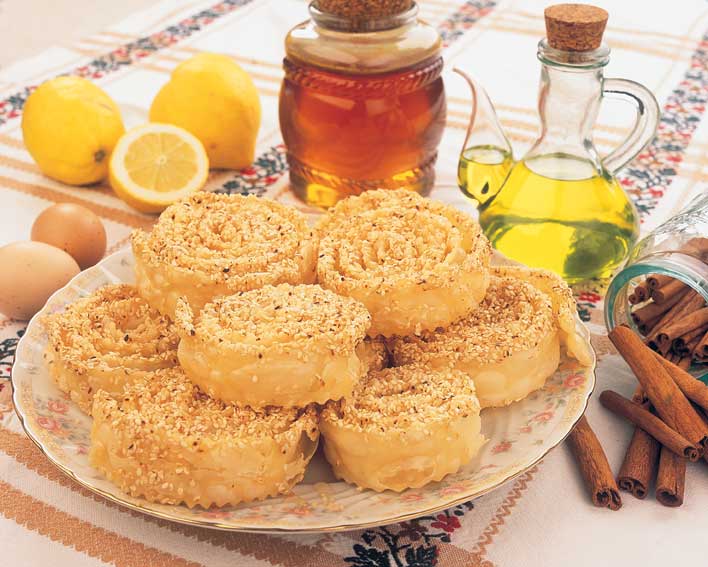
1 1 707 565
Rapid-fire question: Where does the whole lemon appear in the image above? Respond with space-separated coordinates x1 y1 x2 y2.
22 77 125 185
149 53 261 169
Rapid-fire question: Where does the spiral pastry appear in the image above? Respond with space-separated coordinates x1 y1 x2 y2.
131 192 318 319
90 367 319 507
45 284 179 414
316 189 491 337
175 283 371 407
320 364 484 492
391 267 592 408
490 266 593 367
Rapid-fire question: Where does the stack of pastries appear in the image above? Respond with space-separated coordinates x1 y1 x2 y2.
45 190 591 508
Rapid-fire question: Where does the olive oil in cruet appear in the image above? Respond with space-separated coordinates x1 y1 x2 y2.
457 145 513 206
454 4 659 282
479 153 639 281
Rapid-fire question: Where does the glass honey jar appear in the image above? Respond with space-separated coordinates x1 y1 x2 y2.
279 0 446 208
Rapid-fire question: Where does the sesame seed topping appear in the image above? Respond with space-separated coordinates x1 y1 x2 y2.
392 274 556 365
93 367 319 448
131 193 318 314
176 283 370 355
321 364 479 433
316 189 490 293
44 284 179 411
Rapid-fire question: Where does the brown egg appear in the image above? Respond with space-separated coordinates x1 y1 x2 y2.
0 241 80 320
31 203 107 269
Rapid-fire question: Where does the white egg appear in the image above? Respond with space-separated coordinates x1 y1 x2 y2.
0 241 80 320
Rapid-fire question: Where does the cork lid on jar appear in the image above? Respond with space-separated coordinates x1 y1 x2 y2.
544 4 608 51
315 0 413 19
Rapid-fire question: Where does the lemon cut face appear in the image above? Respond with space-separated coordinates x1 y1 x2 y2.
109 123 209 213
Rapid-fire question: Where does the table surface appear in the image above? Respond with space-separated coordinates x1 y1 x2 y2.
1 1 707 566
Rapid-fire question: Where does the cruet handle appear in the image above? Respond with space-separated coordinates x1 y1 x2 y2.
602 78 660 175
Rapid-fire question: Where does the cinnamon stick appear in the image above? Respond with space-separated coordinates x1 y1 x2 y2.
651 279 689 304
685 335 701 361
656 446 685 507
566 415 622 510
678 356 692 370
599 390 700 461
692 404 708 466
638 316 660 336
694 329 708 362
647 274 673 291
646 291 701 350
657 308 708 352
632 386 647 404
683 236 708 261
631 289 687 326
654 352 708 414
610 326 708 450
655 334 674 356
617 414 660 499
672 323 708 356
629 282 649 304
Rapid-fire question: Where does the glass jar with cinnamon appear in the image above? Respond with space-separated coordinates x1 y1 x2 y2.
279 0 446 208
605 194 708 374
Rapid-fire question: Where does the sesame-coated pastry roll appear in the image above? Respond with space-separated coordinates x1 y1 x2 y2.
131 192 318 319
90 367 319 507
175 283 371 407
316 189 491 337
391 267 593 408
491 266 593 366
320 364 485 492
45 284 179 413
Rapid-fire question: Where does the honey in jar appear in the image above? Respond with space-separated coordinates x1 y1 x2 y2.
279 0 446 208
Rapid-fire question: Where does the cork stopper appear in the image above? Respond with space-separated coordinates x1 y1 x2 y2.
544 4 608 51
315 0 413 19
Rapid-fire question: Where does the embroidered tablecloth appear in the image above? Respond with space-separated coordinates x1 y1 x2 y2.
1 1 707 565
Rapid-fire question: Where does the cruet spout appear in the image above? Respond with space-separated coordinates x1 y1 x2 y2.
454 68 514 206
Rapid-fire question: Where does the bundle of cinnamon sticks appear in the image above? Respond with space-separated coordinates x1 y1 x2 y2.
629 237 708 367
568 325 708 509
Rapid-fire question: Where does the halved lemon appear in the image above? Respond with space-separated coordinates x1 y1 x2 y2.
109 123 209 213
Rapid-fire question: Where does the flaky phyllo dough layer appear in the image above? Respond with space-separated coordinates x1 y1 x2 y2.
45 284 179 413
490 265 593 367
391 266 592 408
89 367 319 508
316 189 491 337
175 283 371 408
132 192 318 319
321 364 485 492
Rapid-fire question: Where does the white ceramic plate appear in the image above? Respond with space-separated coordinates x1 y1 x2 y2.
11 247 595 533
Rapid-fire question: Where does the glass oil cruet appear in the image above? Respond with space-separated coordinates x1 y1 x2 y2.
457 4 660 282
279 0 446 208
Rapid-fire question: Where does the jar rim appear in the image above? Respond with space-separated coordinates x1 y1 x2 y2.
604 252 708 334
537 39 610 69
309 1 419 32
